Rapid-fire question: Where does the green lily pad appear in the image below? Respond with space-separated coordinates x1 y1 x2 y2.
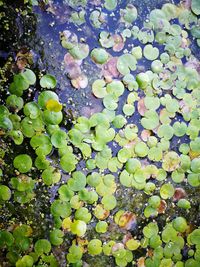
40 74 57 89
51 129 67 148
135 142 149 157
88 239 102 255
50 229 64 246
117 54 137 76
157 124 174 140
69 43 89 60
136 72 150 89
24 102 40 119
30 134 52 156
13 154 32 173
34 239 51 255
43 110 63 125
160 183 175 199
120 4 138 24
6 95 24 111
68 171 86 191
173 217 188 233
141 110 159 130
173 122 187 137
51 199 71 218
162 151 180 172
38 91 59 109
95 221 108 233
92 79 107 98
123 104 135 116
191 0 200 15
70 220 87 237
143 44 159 61
42 167 61 185
102 195 117 210
104 0 117 11
16 255 34 267
91 48 109 64
113 115 127 129
0 185 11 201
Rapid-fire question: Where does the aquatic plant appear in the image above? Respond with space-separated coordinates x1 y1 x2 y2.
0 0 200 266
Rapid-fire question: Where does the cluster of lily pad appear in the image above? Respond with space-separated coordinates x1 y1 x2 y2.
0 0 200 266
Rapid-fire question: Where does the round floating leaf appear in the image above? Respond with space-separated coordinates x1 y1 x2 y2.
51 200 71 218
24 102 40 119
60 152 77 173
16 255 34 267
75 207 91 223
0 185 11 201
160 183 175 199
190 137 200 153
118 148 131 163
190 229 200 245
103 94 118 111
40 74 57 89
67 244 83 264
173 122 187 137
144 96 160 111
102 195 117 210
191 0 200 15
50 229 64 246
70 220 87 237
162 151 180 172
113 115 127 129
117 54 137 76
177 199 191 209
125 158 141 174
106 80 125 98
30 134 52 156
135 142 149 157
6 95 24 111
21 69 36 85
191 158 200 173
69 43 89 60
157 124 174 140
173 217 188 233
42 167 61 186
68 171 86 191
51 129 67 148
34 239 51 255
151 60 163 73
43 110 63 125
13 154 32 173
95 221 108 233
136 72 150 89
121 4 138 24
91 48 109 64
141 110 159 130
126 239 140 251
92 79 107 98
104 0 117 11
123 104 135 116
38 91 59 109
148 196 161 208
188 173 200 187
143 44 159 61
88 239 102 255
